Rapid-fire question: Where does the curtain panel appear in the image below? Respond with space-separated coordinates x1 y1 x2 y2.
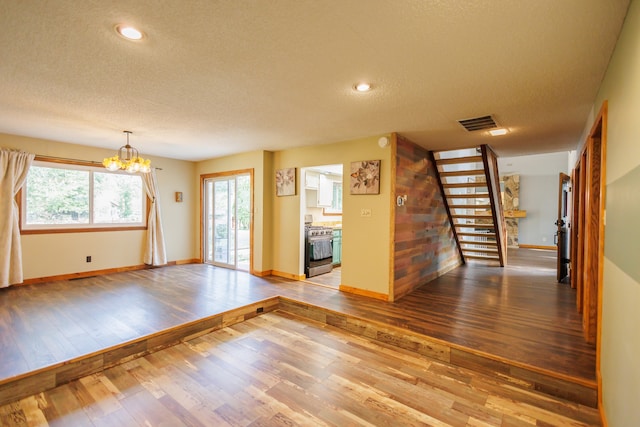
142 169 167 266
0 149 35 287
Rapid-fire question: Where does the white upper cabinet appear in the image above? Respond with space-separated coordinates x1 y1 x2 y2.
318 174 333 207
305 171 319 189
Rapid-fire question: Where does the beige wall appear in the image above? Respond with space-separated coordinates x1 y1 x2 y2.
6 131 392 297
273 135 392 295
195 150 273 274
585 1 640 424
0 133 197 279
196 135 392 295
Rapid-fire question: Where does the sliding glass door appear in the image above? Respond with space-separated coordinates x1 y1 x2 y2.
203 173 251 270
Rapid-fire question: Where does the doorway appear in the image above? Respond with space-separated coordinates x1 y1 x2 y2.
570 104 606 345
202 171 252 271
556 172 571 283
300 164 343 288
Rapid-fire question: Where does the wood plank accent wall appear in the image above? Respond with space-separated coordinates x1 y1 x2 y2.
392 136 462 300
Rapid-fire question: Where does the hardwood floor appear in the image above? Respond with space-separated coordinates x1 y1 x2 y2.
0 311 600 426
387 249 596 380
0 249 597 410
304 267 341 288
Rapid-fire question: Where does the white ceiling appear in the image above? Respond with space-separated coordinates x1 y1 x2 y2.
0 1 630 161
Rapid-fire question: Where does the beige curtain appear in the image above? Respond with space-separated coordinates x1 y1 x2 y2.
0 149 35 287
142 169 167 266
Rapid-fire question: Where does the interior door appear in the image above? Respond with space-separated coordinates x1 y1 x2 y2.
556 173 571 282
203 174 251 270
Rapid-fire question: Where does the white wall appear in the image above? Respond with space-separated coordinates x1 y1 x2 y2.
499 152 569 246
0 133 197 279
586 1 640 424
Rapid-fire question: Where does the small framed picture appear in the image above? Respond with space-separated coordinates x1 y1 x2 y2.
275 167 296 196
350 160 380 194
175 191 183 202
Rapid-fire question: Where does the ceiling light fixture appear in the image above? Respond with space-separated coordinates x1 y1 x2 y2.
116 25 144 40
489 128 508 136
354 82 372 92
103 131 151 173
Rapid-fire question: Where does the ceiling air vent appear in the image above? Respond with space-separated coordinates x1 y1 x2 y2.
458 115 498 132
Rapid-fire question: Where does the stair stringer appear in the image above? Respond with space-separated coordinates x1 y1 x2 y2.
480 145 507 266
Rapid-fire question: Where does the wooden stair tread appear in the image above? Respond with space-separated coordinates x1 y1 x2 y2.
452 214 494 219
439 169 485 177
443 182 487 188
454 223 496 229
462 247 499 254
435 155 482 165
460 240 498 246
445 193 490 199
457 232 497 238
448 204 491 210
465 254 500 260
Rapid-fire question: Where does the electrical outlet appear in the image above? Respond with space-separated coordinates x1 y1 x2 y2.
360 208 372 217
86 256 92 263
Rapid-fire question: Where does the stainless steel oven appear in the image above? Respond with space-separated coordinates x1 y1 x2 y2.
304 225 333 277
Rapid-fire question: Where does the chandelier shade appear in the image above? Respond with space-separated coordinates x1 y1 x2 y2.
102 131 151 173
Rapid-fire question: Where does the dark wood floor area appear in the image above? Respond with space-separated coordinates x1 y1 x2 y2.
0 311 600 426
392 249 596 381
0 249 595 401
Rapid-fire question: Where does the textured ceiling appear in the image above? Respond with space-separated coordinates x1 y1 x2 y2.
0 1 630 161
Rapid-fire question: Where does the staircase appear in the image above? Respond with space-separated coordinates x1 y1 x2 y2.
431 145 507 266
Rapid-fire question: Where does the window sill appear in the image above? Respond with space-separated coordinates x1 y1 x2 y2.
21 226 147 235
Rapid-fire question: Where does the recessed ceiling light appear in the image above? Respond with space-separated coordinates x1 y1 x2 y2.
116 25 144 40
489 128 508 136
354 82 372 92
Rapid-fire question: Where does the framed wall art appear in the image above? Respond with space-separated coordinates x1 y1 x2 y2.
350 160 380 194
275 167 296 196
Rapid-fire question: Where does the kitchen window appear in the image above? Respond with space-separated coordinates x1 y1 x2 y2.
20 160 147 233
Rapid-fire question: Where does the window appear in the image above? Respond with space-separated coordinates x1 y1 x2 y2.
21 161 147 232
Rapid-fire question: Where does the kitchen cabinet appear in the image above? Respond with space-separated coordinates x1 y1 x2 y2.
305 189 319 208
318 174 333 207
332 228 342 266
305 171 319 189
306 173 335 207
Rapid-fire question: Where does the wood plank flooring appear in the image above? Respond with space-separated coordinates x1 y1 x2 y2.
0 311 601 426
304 267 341 288
0 249 596 408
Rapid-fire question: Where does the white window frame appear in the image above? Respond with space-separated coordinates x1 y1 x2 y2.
20 160 147 233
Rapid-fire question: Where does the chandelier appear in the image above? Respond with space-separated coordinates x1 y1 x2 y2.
102 131 151 173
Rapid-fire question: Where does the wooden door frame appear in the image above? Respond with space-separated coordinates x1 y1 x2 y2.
570 101 607 412
584 104 606 346
556 172 571 282
200 169 255 274
571 156 585 310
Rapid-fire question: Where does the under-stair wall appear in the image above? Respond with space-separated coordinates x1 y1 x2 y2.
392 136 463 300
